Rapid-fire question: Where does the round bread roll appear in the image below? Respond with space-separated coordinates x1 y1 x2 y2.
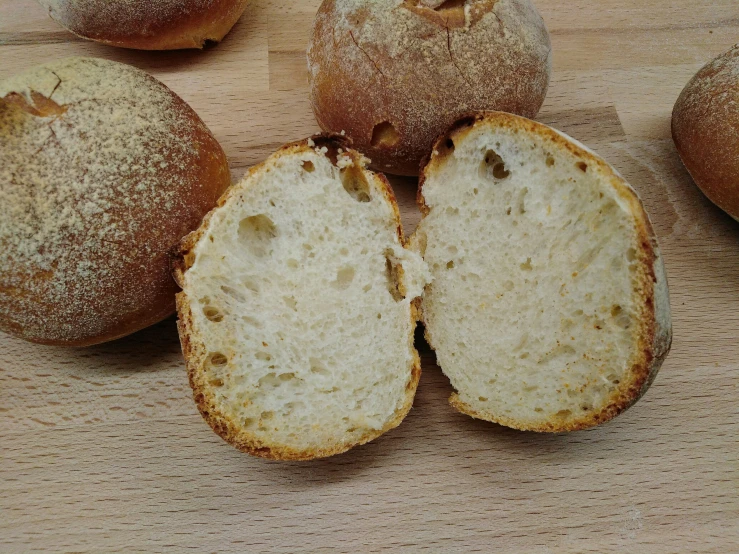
37 0 250 50
308 0 552 176
0 57 231 346
672 45 739 222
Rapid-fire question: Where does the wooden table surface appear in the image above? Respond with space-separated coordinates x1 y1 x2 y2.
1 1 738 552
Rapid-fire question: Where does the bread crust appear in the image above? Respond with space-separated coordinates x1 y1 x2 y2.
173 135 421 460
308 0 551 176
0 57 230 347
38 0 250 50
414 112 672 432
672 44 739 222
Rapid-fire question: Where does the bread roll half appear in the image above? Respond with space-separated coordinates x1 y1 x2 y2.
173 136 429 460
38 0 250 50
0 57 230 346
411 112 672 432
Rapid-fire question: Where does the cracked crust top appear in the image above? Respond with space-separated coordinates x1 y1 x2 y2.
672 44 739 222
0 57 230 346
308 0 551 176
37 0 250 50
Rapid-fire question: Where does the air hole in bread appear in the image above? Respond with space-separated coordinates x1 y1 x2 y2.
209 352 228 366
371 121 400 147
283 295 298 311
209 378 224 387
258 374 280 389
414 231 428 257
385 255 405 302
203 306 224 322
445 138 455 152
479 396 488 402
482 149 511 180
302 160 315 172
615 314 631 329
546 155 555 167
555 409 572 418
238 214 277 257
520 258 533 271
221 285 246 302
626 247 637 262
518 187 528 213
446 260 455 269
256 351 272 362
577 162 588 172
340 166 371 203
241 315 261 328
310 359 330 376
335 266 356 289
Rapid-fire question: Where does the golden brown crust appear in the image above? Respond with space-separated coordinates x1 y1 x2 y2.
672 44 739 221
0 58 230 347
308 0 551 176
415 111 672 432
38 0 250 50
174 135 421 460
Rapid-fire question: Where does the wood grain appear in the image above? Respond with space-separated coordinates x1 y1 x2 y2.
1 1 738 551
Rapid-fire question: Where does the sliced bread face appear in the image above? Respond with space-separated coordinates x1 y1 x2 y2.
173 136 428 460
412 112 671 432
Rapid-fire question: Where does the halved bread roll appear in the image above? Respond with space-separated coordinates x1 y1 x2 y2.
173 136 429 460
411 112 672 432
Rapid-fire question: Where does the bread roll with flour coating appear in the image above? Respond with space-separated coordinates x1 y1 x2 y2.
37 0 250 50
308 0 552 176
0 57 230 346
672 44 739 222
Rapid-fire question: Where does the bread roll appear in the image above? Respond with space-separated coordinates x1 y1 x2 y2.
308 0 552 176
672 44 739 222
37 0 250 50
0 57 230 346
410 112 672 431
173 135 428 460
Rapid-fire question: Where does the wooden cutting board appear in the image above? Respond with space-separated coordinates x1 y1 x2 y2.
1 1 738 551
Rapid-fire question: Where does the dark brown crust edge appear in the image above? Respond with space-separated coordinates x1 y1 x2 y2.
414 111 673 432
172 134 421 460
